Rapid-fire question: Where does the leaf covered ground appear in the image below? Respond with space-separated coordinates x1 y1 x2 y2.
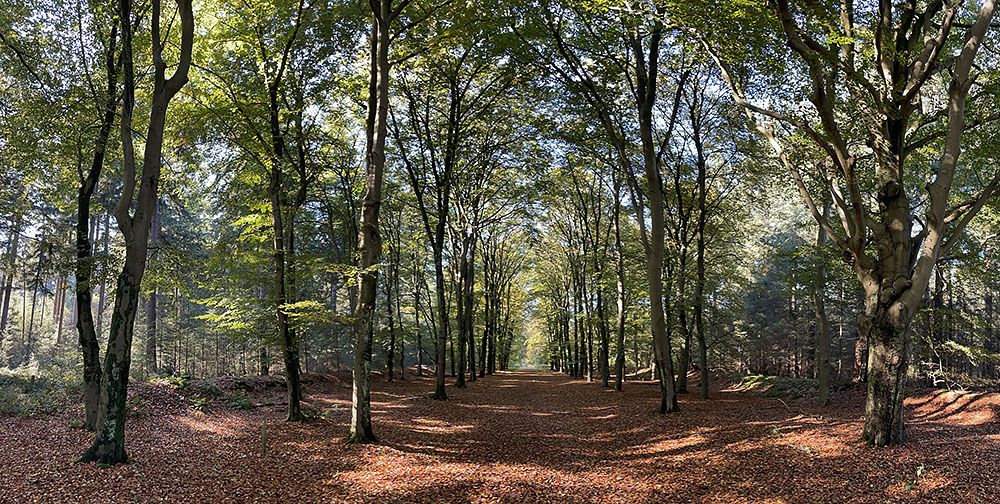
1 370 998 503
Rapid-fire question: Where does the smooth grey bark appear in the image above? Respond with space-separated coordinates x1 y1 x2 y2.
349 0 399 444
630 15 678 413
612 171 627 391
815 196 831 405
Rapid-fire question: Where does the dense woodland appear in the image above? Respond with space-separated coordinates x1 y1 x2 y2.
1 0 999 484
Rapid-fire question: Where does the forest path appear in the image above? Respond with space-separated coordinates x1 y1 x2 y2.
3 370 999 503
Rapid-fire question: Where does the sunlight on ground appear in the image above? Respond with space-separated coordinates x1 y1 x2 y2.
626 434 708 457
909 391 998 427
172 415 245 437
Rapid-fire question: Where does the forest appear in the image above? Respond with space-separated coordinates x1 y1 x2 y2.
1 0 999 502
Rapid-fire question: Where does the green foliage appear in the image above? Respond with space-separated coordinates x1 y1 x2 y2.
301 405 323 420
157 375 192 390
126 396 146 418
905 464 928 493
938 341 1000 366
0 370 76 417
203 384 224 398
222 393 254 410
738 375 818 400
190 396 211 413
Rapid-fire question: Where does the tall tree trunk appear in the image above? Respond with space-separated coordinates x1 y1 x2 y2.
269 156 303 422
348 0 394 443
395 258 405 380
413 255 423 377
433 245 448 398
596 286 610 388
55 275 67 346
386 271 396 382
25 267 39 364
455 244 467 388
814 197 831 405
464 237 477 383
694 116 709 401
82 0 193 464
634 17 678 413
259 344 269 375
860 185 916 446
613 178 626 391
75 10 119 428
145 199 160 376
577 275 584 378
478 304 487 378
96 213 110 337
675 253 690 393
488 289 498 374
582 268 594 382
1 213 22 343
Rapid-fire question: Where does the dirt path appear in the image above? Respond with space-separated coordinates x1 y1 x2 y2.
2 371 998 503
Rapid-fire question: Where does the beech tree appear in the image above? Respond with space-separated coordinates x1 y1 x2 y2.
73 3 120 431
704 0 999 445
81 0 193 464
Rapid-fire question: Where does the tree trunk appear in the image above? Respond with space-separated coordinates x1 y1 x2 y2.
1 213 22 343
432 242 455 401
413 255 423 377
145 199 160 376
692 101 710 400
81 264 143 464
635 18 678 413
25 269 39 364
596 287 610 388
96 213 110 337
582 269 594 382
455 243 467 388
82 0 192 464
464 237 477 382
433 245 448 399
613 178 626 391
395 258 404 380
859 182 917 446
269 174 303 422
76 24 119 427
814 198 831 405
55 275 67 346
348 0 392 443
259 343 269 376
676 254 690 393
860 299 909 446
386 271 396 382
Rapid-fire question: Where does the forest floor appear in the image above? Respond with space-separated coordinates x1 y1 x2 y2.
2 370 999 503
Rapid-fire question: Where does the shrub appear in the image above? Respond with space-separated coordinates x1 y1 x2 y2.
126 396 146 417
0 368 77 417
223 393 253 410
159 375 191 389
190 396 210 413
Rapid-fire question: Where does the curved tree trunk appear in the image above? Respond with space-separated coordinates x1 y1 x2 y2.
74 13 119 429
82 0 193 464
